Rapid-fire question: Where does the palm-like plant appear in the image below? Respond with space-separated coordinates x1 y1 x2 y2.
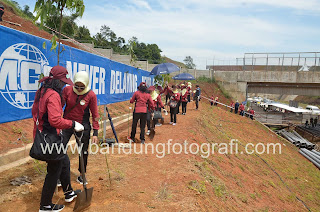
34 0 85 65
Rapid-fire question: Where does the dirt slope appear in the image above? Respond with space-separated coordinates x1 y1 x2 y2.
0 82 319 212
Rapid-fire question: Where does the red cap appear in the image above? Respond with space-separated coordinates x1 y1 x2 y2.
139 82 146 87
39 65 73 85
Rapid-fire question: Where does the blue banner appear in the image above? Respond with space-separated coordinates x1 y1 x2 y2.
0 25 153 124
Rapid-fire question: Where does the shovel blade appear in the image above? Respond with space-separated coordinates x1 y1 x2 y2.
149 129 155 140
73 187 93 212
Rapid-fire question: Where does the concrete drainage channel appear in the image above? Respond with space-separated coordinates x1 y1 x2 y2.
0 113 132 173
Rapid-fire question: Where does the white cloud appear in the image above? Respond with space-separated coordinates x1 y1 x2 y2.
130 0 152 10
159 0 320 12
75 0 320 69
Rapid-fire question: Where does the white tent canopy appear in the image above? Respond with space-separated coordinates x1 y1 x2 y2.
269 103 310 113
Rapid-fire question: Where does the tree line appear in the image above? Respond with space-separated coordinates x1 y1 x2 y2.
6 0 162 64
4 0 195 68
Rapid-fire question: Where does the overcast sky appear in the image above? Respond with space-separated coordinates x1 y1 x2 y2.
15 0 320 69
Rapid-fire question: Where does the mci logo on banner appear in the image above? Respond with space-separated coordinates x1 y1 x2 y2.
0 43 51 109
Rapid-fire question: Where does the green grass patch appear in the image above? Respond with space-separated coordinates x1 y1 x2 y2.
1 0 34 21
188 180 207 194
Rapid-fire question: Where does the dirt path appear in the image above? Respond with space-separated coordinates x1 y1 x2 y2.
1 88 320 211
0 103 205 211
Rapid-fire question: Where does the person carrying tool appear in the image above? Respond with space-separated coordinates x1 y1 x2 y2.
32 66 83 212
62 71 99 185
128 82 155 144
180 84 189 115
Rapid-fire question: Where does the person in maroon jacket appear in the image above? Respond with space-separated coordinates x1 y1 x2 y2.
210 95 214 106
239 103 245 116
249 108 255 120
146 86 165 134
180 84 189 115
62 71 99 185
162 82 171 107
32 66 84 212
128 82 155 144
168 85 181 125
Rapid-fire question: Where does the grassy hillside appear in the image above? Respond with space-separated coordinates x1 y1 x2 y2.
294 96 320 108
188 99 320 211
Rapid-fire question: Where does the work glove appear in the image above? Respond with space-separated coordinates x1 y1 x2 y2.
74 121 84 132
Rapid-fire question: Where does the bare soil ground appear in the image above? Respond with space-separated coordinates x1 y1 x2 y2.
0 83 320 212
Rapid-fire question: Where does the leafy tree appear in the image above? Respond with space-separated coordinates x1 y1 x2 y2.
128 37 138 66
74 25 92 41
22 5 34 19
93 32 107 47
34 0 85 65
9 1 21 10
184 56 196 69
130 37 163 64
44 11 79 38
93 25 127 53
147 44 162 64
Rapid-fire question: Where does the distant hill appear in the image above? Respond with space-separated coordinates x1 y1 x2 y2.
163 56 187 69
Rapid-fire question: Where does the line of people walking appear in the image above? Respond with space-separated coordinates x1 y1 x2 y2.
230 100 255 120
128 81 201 144
209 97 255 120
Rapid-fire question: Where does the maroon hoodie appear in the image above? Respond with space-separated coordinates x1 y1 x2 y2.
130 90 155 113
32 88 73 138
62 86 100 136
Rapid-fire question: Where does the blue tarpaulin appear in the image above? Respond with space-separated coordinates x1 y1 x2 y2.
0 25 153 123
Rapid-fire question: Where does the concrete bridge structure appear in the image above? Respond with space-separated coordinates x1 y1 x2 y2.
211 52 320 100
213 66 320 100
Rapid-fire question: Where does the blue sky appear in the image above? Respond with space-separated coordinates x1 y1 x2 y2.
15 0 320 69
